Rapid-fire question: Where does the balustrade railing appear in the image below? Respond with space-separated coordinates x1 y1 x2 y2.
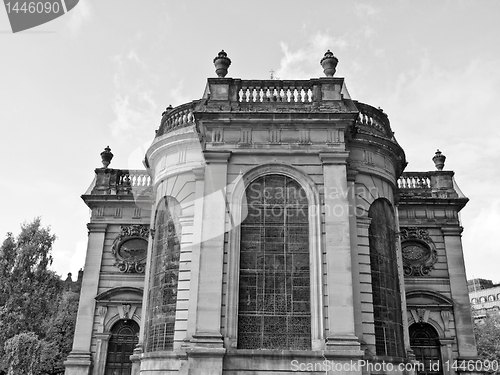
355 101 392 138
398 172 431 189
118 170 152 187
238 80 314 103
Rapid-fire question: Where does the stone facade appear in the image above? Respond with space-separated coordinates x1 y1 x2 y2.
65 52 479 375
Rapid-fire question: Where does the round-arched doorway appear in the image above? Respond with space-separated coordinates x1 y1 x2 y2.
105 319 139 375
409 323 442 375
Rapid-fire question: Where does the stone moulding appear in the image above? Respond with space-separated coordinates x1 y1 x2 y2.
111 224 149 273
400 227 438 277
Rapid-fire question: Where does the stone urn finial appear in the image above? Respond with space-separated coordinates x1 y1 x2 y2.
100 146 113 168
213 50 231 78
432 149 446 171
320 50 339 77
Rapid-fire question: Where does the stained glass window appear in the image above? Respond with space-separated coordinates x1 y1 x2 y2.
368 199 404 357
238 174 311 350
145 197 181 352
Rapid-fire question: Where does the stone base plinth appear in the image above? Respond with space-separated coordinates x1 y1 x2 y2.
64 350 92 375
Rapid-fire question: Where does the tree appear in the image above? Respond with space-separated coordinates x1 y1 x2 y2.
4 332 42 375
0 218 67 373
40 291 80 374
474 312 500 374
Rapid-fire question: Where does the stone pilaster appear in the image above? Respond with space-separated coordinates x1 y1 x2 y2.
347 169 363 342
186 167 205 339
65 223 107 375
439 337 455 375
92 333 111 375
187 152 229 374
442 226 477 358
320 152 362 356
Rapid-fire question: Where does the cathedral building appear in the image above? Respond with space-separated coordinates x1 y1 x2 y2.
64 51 478 375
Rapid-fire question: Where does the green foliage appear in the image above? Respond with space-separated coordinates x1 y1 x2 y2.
474 313 500 373
4 332 42 375
0 218 80 375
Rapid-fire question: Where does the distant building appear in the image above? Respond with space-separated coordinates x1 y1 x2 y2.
468 279 500 319
64 51 480 375
467 278 494 293
63 269 83 293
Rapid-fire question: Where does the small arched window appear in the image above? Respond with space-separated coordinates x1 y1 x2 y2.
488 295 495 302
237 174 311 350
409 323 442 375
105 320 139 374
471 298 477 304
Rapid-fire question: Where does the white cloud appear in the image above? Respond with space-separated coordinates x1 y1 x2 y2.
109 51 159 140
355 3 380 18
379 56 500 281
276 32 348 79
66 0 91 36
109 91 158 138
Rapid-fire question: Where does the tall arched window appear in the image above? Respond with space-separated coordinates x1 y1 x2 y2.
145 197 181 352
237 174 311 350
409 323 442 375
368 199 404 357
105 319 139 375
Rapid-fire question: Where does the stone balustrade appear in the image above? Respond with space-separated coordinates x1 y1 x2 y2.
118 170 152 188
157 102 196 137
354 101 393 139
91 168 152 196
398 172 431 189
238 80 314 103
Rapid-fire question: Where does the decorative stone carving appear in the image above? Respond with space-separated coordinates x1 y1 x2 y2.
400 227 438 276
100 146 113 168
111 225 149 273
432 149 446 170
320 50 339 77
213 50 231 78
441 310 451 332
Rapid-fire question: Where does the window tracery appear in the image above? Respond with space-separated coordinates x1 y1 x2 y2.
237 174 311 350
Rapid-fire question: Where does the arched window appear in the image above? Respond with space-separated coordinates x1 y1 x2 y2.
145 197 181 352
471 298 477 304
409 323 442 375
237 174 311 350
105 319 139 375
368 199 404 357
488 295 495 302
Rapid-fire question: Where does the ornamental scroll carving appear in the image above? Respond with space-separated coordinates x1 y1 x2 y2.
111 225 149 273
400 227 438 277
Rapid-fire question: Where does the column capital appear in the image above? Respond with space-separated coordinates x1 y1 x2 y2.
438 337 455 346
203 151 231 164
87 222 107 233
346 168 358 182
441 226 464 236
95 332 111 341
319 151 350 165
192 166 205 180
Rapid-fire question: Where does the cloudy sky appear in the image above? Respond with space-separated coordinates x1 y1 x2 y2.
1 1 499 282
